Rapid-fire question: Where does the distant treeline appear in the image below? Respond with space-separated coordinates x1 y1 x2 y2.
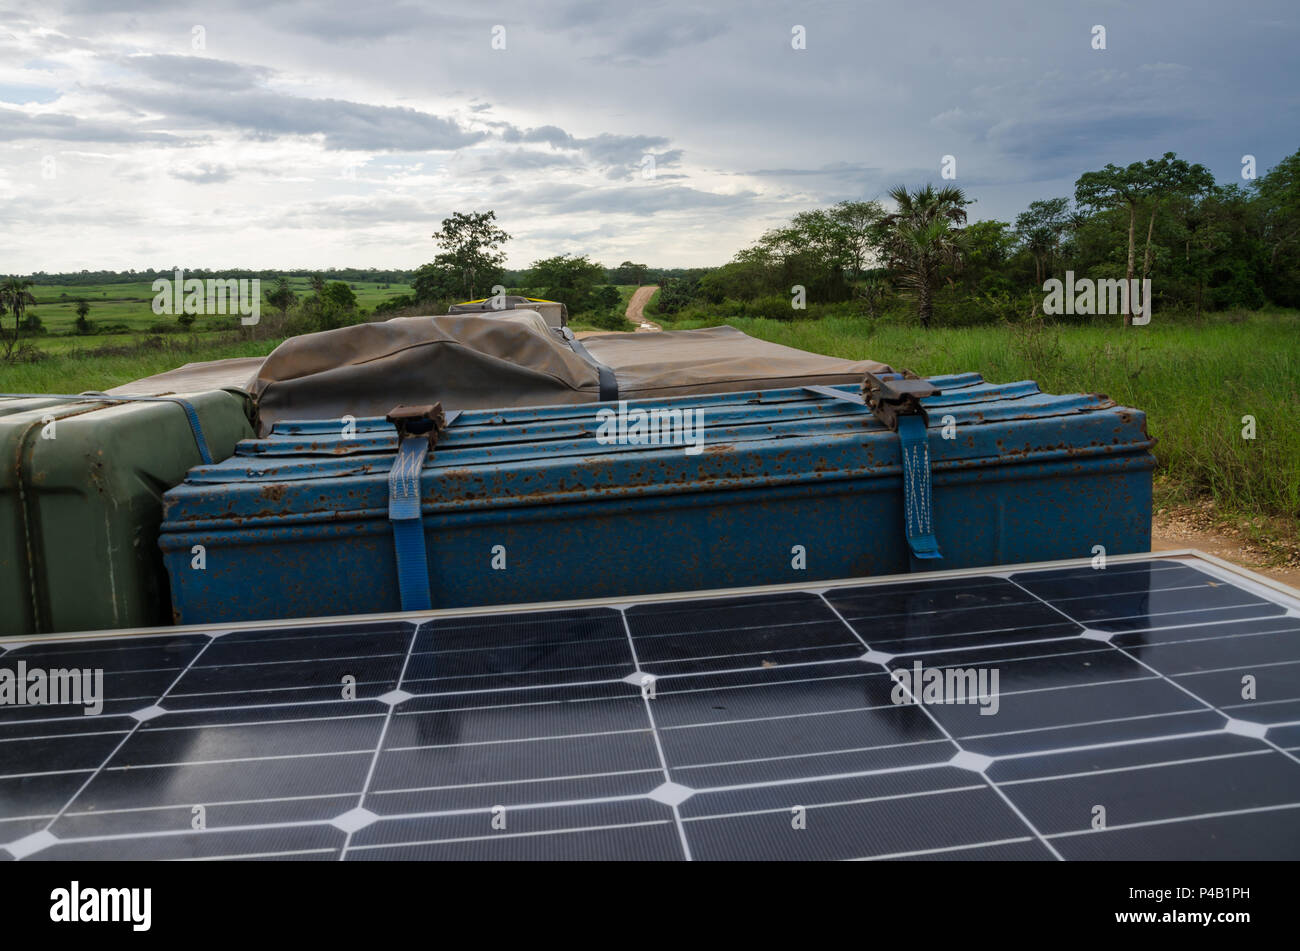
11 265 697 288
15 267 419 286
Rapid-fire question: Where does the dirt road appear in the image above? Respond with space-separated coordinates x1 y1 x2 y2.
626 285 660 331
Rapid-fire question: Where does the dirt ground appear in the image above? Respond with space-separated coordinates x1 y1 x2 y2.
1152 508 1300 589
626 285 661 331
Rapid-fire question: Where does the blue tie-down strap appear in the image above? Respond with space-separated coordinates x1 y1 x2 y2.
897 414 943 563
388 435 433 611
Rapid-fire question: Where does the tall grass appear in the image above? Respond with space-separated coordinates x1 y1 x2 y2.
665 312 1300 522
0 335 282 393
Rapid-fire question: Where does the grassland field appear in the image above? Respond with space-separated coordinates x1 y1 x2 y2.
20 279 414 341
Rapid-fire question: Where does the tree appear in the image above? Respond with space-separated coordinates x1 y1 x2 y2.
411 262 461 305
309 274 325 294
829 199 886 283
1137 152 1214 285
1075 160 1151 325
524 255 608 315
264 277 297 319
431 210 511 300
878 184 971 328
1014 198 1072 286
1 276 36 359
321 281 357 312
1251 148 1300 304
611 261 649 285
74 299 92 335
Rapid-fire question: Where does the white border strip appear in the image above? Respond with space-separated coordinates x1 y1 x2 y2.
4 549 1296 646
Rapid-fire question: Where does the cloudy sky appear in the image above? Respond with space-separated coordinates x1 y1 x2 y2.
0 0 1296 272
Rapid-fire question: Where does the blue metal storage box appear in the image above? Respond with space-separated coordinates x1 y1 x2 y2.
159 373 1155 624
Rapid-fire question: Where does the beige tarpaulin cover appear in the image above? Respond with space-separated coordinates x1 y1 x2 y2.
106 356 267 396
245 311 892 434
107 313 894 433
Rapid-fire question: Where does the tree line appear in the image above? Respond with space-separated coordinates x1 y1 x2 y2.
653 148 1300 328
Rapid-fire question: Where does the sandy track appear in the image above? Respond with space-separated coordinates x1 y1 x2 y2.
626 285 660 331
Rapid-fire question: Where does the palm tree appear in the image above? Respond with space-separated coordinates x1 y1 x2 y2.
878 185 970 328
1 276 36 359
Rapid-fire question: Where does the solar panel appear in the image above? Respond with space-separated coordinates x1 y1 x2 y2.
3 553 1299 861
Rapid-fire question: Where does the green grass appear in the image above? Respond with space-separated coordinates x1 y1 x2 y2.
660 311 1300 526
22 280 412 340
2 335 285 393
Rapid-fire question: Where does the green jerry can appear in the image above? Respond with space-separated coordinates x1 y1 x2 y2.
0 389 255 636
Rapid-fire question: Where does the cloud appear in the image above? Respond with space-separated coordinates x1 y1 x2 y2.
100 87 489 151
0 106 183 143
121 54 274 90
505 181 757 217
169 162 234 183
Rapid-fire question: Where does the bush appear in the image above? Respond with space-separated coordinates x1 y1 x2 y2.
74 315 95 335
374 293 416 314
588 309 633 331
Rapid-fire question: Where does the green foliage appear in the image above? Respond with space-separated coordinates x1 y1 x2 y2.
652 274 703 315
428 210 510 301
523 254 609 315
877 184 971 328
374 292 417 314
587 308 633 331
290 280 362 332
643 148 1300 327
321 281 357 312
264 277 297 318
609 261 649 284
411 262 461 307
74 300 94 335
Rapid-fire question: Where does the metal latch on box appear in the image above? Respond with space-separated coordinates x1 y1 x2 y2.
385 403 460 612
806 372 943 565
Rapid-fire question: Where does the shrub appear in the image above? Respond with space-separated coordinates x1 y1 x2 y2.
588 309 633 332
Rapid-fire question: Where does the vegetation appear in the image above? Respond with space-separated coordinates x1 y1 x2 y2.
1 275 37 359
412 210 511 306
877 185 970 328
652 147 1300 328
